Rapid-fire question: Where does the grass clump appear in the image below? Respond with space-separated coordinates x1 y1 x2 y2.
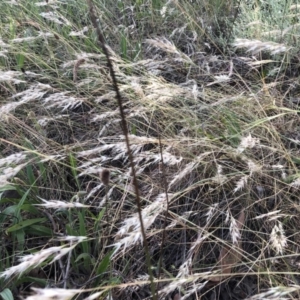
1 0 300 299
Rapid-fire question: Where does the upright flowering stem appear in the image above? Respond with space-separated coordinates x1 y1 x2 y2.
87 1 156 299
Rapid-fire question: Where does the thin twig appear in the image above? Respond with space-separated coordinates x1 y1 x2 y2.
87 1 157 299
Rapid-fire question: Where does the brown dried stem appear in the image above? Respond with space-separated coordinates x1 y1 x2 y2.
87 1 156 299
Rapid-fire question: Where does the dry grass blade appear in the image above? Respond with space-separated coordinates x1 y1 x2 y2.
211 210 245 282
24 287 80 300
233 38 289 55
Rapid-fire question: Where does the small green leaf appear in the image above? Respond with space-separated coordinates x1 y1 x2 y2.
79 212 87 236
15 189 31 218
25 225 52 236
26 165 36 187
0 185 17 193
16 53 25 69
18 204 39 214
120 34 127 59
37 161 47 184
0 205 18 224
78 212 89 254
75 253 91 263
131 124 137 135
292 156 300 164
0 288 14 300
16 229 25 251
16 276 47 287
66 224 77 236
6 218 46 232
69 154 80 189
96 249 114 277
96 208 106 222
93 208 106 232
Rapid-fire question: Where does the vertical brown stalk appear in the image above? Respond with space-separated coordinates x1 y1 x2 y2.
87 1 157 299
100 168 112 299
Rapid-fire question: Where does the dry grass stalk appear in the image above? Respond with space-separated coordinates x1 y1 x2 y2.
0 163 28 186
24 287 79 300
233 175 249 193
1 246 74 279
211 210 245 282
206 203 218 223
0 236 86 280
233 38 289 55
36 197 90 208
112 193 170 256
237 134 259 153
245 285 300 300
270 222 287 255
87 2 157 298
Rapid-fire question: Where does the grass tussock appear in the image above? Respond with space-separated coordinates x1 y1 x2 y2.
1 0 300 299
